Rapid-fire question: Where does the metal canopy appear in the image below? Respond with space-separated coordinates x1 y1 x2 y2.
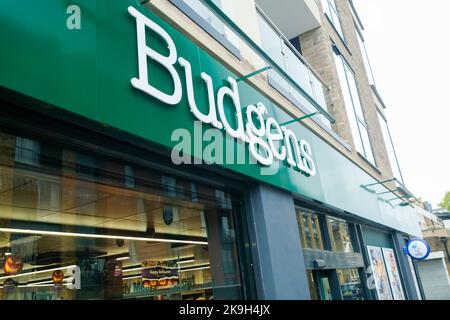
361 178 419 208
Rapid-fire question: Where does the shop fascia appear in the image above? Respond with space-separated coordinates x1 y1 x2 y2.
128 6 316 177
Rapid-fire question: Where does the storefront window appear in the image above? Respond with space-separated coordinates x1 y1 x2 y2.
296 209 324 250
327 217 354 253
306 270 320 300
337 269 365 300
0 131 245 300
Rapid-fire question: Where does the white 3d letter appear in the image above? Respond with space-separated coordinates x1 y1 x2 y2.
282 126 307 172
217 77 248 142
128 6 182 105
266 117 286 161
245 103 273 166
178 57 223 129
300 139 316 176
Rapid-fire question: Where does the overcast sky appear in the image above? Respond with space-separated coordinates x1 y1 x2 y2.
353 0 450 208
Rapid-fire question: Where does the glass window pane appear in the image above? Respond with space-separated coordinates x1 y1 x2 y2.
321 0 344 40
328 0 338 11
333 53 364 154
327 217 354 253
356 32 375 85
296 209 324 250
358 122 376 165
321 0 331 16
337 269 365 300
318 274 333 300
344 65 365 123
15 137 40 166
124 165 135 189
329 6 344 39
0 131 245 300
378 113 403 182
310 215 323 250
307 270 320 300
76 153 96 179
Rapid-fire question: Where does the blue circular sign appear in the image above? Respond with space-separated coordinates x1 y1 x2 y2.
405 239 430 260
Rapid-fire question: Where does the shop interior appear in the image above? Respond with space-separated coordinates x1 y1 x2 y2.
0 131 243 300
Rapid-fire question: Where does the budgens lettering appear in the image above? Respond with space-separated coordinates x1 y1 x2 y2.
128 6 316 176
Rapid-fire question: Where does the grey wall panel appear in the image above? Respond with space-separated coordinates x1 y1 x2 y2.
246 183 310 300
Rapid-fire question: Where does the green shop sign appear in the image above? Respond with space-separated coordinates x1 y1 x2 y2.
127 6 316 175
0 0 420 236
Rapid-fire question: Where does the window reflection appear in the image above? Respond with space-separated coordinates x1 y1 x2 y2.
337 269 365 300
0 133 244 300
306 270 320 300
15 137 40 167
327 217 354 253
296 209 324 250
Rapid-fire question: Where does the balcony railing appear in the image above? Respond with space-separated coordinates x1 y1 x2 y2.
256 6 331 129
193 0 335 125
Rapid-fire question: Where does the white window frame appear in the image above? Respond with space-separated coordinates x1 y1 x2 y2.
333 46 376 166
321 0 345 41
377 111 405 183
355 27 376 86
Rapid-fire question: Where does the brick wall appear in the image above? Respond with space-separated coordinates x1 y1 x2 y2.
300 0 395 181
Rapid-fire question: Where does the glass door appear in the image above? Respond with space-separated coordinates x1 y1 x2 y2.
308 270 333 300
316 271 333 300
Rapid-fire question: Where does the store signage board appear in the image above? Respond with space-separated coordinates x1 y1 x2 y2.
141 260 179 288
0 0 324 200
404 239 430 261
128 6 316 176
0 0 421 236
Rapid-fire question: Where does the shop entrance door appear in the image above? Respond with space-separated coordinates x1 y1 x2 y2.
307 270 335 300
315 271 333 300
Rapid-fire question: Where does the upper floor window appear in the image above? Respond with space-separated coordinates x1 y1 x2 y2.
170 0 240 57
15 137 40 166
333 46 376 165
321 0 345 40
355 29 375 86
377 111 404 183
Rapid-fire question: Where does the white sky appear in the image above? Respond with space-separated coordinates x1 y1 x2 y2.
353 0 450 208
